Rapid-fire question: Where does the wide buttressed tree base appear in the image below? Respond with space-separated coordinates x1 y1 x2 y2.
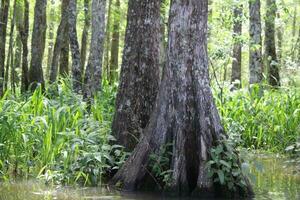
110 0 253 198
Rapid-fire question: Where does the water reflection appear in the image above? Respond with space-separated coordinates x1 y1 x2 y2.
0 154 299 200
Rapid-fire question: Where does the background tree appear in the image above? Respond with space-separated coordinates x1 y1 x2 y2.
110 0 253 197
46 0 55 80
111 0 161 151
19 0 29 93
109 0 121 83
4 0 17 92
249 0 263 84
50 0 69 83
80 0 91 77
265 0 280 87
83 0 106 100
231 4 243 89
29 0 47 90
0 0 9 96
68 0 82 93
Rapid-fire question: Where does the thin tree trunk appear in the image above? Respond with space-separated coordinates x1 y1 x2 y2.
276 12 283 66
46 0 55 81
50 0 69 83
111 0 161 151
29 0 47 91
20 0 29 93
4 0 17 92
68 0 82 93
291 6 297 61
80 0 90 77
13 33 22 88
249 0 263 84
109 0 120 84
104 0 112 81
83 0 106 100
0 0 9 96
231 5 243 89
265 0 280 87
110 1 253 197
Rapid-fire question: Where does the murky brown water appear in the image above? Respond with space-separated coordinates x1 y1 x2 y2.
0 154 299 200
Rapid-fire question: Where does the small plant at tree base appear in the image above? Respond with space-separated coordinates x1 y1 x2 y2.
206 135 252 194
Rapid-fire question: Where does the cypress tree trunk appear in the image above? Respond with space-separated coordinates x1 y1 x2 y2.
50 0 69 83
29 0 47 90
249 0 263 84
104 0 112 81
276 12 283 66
110 1 253 197
13 33 22 88
0 0 9 96
265 0 280 87
20 0 29 93
80 0 90 76
59 25 70 77
231 5 243 89
83 0 106 100
109 0 120 84
111 0 161 151
5 0 17 92
46 0 55 80
68 0 82 93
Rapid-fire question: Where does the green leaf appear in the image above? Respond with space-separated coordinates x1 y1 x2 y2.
220 160 231 168
217 170 225 185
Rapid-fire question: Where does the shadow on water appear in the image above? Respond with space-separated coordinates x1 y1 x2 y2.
0 154 299 200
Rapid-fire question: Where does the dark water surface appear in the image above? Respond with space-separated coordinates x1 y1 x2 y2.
0 154 299 200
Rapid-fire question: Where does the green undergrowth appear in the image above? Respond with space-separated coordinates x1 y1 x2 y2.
215 84 300 152
0 80 299 186
0 79 127 186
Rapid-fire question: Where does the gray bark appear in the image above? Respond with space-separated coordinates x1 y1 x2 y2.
80 0 90 77
110 1 252 197
59 24 69 77
265 0 280 87
249 0 263 84
50 0 69 83
29 0 47 90
111 0 161 151
0 0 9 96
68 0 82 93
19 0 29 93
231 5 243 89
83 0 106 100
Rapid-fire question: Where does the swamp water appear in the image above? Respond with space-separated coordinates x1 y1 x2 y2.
0 154 299 200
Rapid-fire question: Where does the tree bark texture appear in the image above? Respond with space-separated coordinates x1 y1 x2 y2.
68 0 82 93
50 0 69 83
110 0 252 197
249 0 263 84
59 23 70 77
0 0 9 96
231 5 243 89
83 0 106 100
29 0 47 90
265 0 280 87
80 0 90 76
111 0 161 151
109 0 120 84
19 0 29 93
